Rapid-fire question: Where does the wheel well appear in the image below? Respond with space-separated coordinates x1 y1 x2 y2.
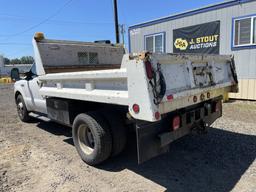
15 91 21 101
68 100 128 125
46 97 128 126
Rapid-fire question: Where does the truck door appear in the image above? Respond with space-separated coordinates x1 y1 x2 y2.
24 64 47 114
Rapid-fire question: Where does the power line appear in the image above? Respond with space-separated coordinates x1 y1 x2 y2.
3 47 33 59
3 0 75 40
0 43 31 46
0 14 113 27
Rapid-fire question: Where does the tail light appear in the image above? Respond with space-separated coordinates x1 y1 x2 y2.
155 111 160 120
167 94 174 101
133 104 140 114
145 60 153 79
172 116 181 130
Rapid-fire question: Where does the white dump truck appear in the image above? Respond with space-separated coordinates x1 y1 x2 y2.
14 33 238 165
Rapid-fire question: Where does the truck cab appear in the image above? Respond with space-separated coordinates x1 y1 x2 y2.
14 63 46 120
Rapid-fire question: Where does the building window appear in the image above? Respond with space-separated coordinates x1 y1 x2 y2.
233 15 256 47
88 52 99 64
78 52 99 65
254 18 256 43
145 33 165 53
78 52 88 64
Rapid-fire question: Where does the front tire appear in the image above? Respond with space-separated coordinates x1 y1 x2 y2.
16 95 30 122
72 112 112 165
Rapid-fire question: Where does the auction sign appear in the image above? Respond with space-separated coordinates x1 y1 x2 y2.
173 21 220 54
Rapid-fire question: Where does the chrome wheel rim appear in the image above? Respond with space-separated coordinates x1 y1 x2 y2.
77 124 95 155
17 101 24 118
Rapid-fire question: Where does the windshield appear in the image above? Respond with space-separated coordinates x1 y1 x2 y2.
30 63 37 75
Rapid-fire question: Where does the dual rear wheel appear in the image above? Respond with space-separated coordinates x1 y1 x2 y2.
72 111 127 165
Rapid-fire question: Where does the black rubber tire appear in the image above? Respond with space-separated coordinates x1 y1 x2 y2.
101 110 127 156
72 112 112 165
16 95 30 122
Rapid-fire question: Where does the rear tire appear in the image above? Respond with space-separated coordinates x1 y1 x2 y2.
101 111 127 156
72 112 112 165
16 95 30 122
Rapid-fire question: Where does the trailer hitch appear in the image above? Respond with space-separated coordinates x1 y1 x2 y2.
192 121 208 135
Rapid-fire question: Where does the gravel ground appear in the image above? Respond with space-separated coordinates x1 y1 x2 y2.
0 84 255 192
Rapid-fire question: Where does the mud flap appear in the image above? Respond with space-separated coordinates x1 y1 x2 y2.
136 121 169 164
135 97 223 164
135 119 192 164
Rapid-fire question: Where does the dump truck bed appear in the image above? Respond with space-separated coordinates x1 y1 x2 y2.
36 37 238 122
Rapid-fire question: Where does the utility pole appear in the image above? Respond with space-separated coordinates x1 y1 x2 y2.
119 24 126 45
113 0 120 44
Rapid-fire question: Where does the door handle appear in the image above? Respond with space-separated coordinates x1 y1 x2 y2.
21 84 24 87
37 80 43 87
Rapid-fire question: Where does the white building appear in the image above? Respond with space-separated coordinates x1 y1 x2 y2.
0 55 32 77
129 0 256 100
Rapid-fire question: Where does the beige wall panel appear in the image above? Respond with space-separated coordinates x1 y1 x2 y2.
229 79 256 100
248 80 255 100
241 79 249 99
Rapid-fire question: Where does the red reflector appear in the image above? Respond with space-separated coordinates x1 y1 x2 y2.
155 112 160 120
133 104 140 114
145 60 153 79
172 116 181 130
167 95 174 101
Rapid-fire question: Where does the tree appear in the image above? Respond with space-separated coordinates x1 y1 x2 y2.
10 58 21 64
20 56 34 64
4 57 10 64
5 56 34 64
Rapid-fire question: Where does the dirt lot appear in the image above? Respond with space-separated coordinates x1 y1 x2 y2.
0 84 256 192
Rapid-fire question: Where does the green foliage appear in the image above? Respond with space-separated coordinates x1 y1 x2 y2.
10 58 22 64
20 56 34 64
5 56 34 64
4 57 10 64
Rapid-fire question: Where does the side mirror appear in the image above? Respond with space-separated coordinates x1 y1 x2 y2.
10 68 20 82
24 71 33 81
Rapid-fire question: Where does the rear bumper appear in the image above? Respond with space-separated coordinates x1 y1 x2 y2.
136 97 222 164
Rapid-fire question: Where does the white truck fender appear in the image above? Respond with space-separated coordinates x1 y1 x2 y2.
14 81 33 111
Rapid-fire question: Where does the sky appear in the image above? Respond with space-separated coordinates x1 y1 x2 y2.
0 0 225 59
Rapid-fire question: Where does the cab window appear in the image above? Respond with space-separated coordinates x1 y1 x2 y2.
30 63 37 75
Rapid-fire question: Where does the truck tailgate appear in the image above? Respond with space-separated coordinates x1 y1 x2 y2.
127 53 238 122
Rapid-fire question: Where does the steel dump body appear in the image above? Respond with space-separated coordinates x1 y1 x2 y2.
33 38 124 75
36 38 238 122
